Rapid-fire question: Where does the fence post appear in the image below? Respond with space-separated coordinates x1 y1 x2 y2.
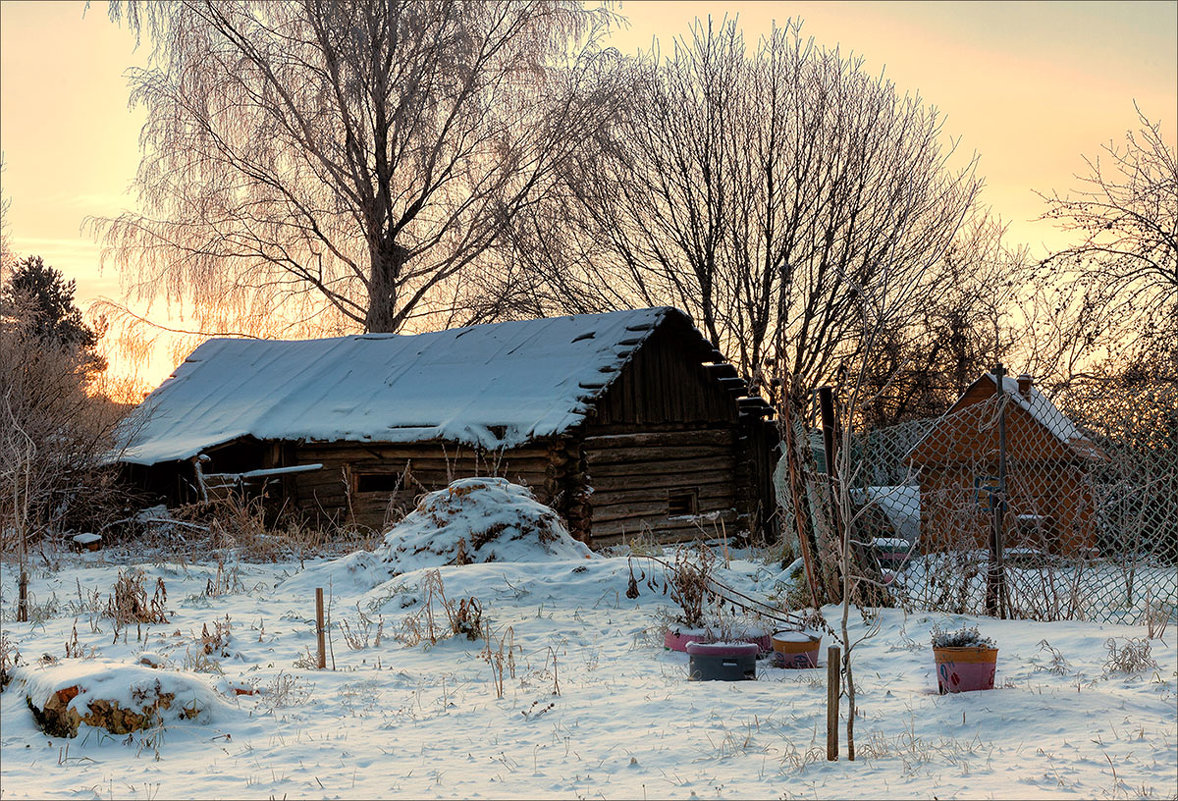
819 386 846 599
781 382 824 607
986 365 1009 618
827 645 840 761
17 570 28 623
315 587 326 670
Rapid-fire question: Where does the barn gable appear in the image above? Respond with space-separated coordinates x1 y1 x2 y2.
908 373 1103 466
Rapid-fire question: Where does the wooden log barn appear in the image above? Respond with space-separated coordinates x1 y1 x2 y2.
117 307 779 546
906 372 1106 556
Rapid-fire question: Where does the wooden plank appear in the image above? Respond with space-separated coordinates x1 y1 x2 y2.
584 444 732 465
591 500 738 524
587 459 735 479
582 429 736 449
589 485 734 507
589 509 739 541
590 471 733 493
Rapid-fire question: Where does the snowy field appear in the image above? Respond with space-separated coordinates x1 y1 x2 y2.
2 490 1175 800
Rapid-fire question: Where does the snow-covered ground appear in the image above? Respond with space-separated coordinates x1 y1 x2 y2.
2 520 1175 799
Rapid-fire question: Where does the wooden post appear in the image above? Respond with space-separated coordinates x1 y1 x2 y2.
315 587 326 670
827 645 840 761
780 383 824 607
17 570 28 623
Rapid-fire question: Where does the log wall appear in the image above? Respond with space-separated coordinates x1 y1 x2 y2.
290 441 557 532
580 427 741 545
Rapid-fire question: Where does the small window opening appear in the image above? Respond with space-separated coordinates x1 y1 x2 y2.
668 489 698 517
974 475 999 509
357 473 401 493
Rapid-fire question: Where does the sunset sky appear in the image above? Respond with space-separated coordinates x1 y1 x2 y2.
2 0 1175 391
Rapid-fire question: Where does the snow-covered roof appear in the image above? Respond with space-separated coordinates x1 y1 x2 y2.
986 374 1105 460
906 372 1103 463
987 374 1080 443
118 307 694 466
849 485 920 542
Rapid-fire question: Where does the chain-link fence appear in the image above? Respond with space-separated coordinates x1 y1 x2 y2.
778 373 1177 625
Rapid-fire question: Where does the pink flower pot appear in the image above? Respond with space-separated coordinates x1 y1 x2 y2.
933 646 998 693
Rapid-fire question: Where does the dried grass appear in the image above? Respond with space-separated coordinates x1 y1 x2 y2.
106 570 168 626
1103 637 1157 674
394 570 483 647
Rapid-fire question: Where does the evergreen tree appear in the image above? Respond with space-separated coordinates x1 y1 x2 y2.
3 256 97 350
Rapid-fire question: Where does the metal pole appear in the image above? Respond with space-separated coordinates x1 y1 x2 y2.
986 365 1009 617
996 369 1009 619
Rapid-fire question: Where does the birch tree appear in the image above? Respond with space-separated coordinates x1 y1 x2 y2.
93 0 621 338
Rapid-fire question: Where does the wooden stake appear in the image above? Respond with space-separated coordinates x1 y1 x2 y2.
315 587 326 670
17 570 28 623
827 645 840 761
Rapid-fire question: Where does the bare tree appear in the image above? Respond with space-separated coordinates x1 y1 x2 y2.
857 212 1030 426
91 0 621 341
1036 108 1177 375
510 18 980 398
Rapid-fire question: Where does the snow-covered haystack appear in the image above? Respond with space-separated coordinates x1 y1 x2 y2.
18 660 219 738
377 477 593 575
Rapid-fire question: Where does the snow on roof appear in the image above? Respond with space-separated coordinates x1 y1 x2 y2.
118 307 687 466
904 372 1103 464
849 485 920 542
987 373 1083 444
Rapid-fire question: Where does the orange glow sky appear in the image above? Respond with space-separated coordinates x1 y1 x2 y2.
2 1 1176 392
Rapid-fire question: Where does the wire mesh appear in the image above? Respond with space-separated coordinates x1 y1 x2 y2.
778 374 1177 625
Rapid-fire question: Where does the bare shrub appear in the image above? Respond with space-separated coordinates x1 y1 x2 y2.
259 672 311 711
204 556 244 597
198 615 233 656
666 544 715 629
1032 640 1073 675
395 570 483 647
165 495 382 563
1 631 22 692
1103 637 1158 675
1143 596 1173 641
106 570 168 625
480 624 517 700
339 605 384 651
1 261 135 557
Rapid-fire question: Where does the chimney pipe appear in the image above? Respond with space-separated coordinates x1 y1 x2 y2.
1017 374 1033 397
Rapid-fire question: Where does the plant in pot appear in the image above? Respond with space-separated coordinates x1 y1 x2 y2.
662 545 714 651
931 624 998 693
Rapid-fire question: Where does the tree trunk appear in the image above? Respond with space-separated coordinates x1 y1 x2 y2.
365 240 410 333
